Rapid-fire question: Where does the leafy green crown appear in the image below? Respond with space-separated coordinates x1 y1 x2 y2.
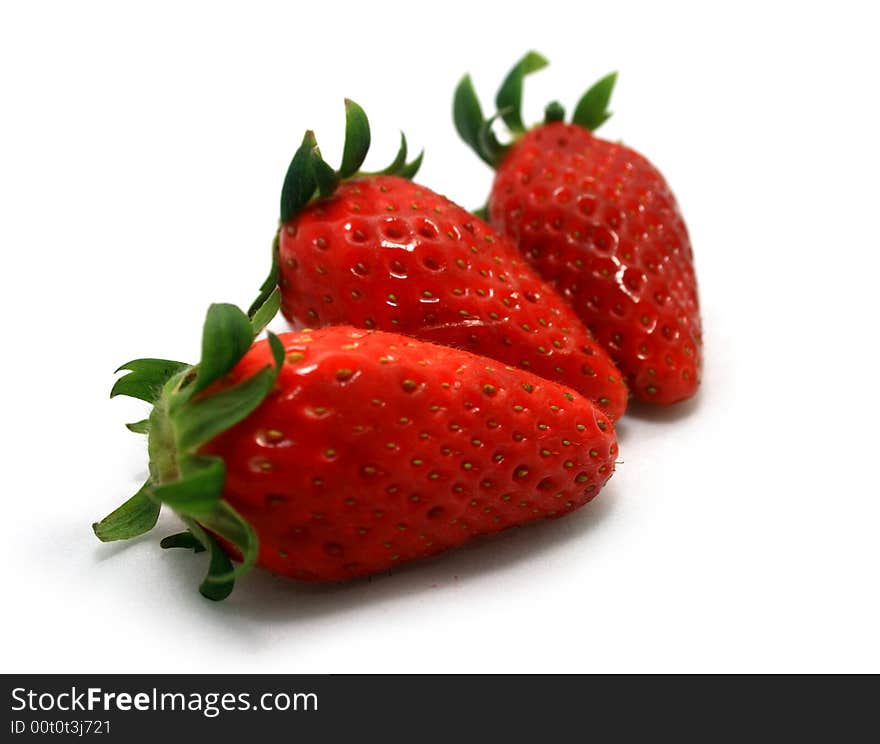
94 302 283 600
453 51 617 168
280 98 424 223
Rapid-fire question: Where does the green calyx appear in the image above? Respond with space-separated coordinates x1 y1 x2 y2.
453 51 618 168
279 99 424 223
95 303 284 600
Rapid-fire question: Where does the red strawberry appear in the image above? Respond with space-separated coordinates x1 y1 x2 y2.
94 304 618 598
454 53 702 404
260 101 627 420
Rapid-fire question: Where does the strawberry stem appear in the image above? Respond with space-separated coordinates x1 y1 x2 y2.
544 101 565 123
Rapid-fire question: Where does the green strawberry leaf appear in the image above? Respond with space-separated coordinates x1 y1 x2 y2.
453 74 493 166
397 149 424 180
312 147 341 197
174 367 275 451
339 99 371 178
280 130 318 223
377 131 408 175
265 331 287 369
197 501 259 584
247 234 280 329
160 530 206 553
191 303 254 395
477 110 508 168
174 332 284 451
111 358 189 403
152 456 226 518
367 131 424 180
249 286 280 336
200 544 235 600
199 538 235 602
166 506 257 601
572 71 617 132
184 519 236 601
495 51 549 134
92 481 160 542
125 419 151 434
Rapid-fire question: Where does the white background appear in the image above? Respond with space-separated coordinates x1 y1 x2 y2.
2 0 878 673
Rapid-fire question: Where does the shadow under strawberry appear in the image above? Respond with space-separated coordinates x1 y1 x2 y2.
164 486 617 622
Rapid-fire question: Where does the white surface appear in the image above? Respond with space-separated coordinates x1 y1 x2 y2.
2 0 878 673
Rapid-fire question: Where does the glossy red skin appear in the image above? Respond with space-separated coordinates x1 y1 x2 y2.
489 123 702 404
277 175 627 420
202 327 617 581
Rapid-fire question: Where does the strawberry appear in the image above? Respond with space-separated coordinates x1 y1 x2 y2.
454 53 702 404
94 304 618 598
257 100 628 420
